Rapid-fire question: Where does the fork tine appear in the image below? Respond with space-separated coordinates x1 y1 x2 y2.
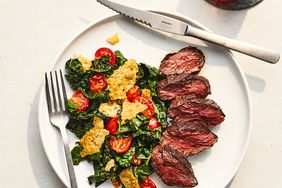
45 72 52 113
59 69 68 111
50 71 58 112
55 71 63 111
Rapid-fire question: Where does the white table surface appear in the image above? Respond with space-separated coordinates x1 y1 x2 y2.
0 0 281 187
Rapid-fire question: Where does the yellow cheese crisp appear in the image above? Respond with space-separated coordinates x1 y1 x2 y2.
107 60 138 100
141 89 152 99
92 116 104 129
119 169 140 188
99 101 120 117
75 54 92 71
80 116 109 157
121 100 147 124
106 32 120 45
105 159 115 172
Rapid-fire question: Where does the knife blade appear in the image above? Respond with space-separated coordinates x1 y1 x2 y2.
97 0 279 64
97 0 189 36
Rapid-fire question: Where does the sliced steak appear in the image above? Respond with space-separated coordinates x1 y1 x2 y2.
160 47 205 75
168 95 225 128
161 121 218 156
158 75 211 100
151 145 198 188
165 73 191 85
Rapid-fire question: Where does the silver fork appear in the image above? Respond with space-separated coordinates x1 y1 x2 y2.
45 70 78 188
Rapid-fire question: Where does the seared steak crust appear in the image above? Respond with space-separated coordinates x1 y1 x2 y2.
160 47 205 75
151 145 198 188
161 121 218 156
158 75 211 100
168 95 225 128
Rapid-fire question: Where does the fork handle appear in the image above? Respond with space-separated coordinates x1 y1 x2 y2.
186 26 280 64
60 127 78 188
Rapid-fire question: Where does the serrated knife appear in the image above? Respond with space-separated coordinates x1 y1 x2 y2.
97 0 279 64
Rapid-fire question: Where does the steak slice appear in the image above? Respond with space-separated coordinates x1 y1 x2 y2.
151 145 198 188
166 73 191 84
161 121 218 156
160 47 205 75
168 95 225 128
158 75 211 100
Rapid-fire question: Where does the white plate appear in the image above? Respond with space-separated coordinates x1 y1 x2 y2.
38 10 252 188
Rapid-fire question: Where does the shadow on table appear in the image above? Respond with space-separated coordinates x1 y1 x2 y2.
245 73 266 92
27 85 65 188
225 177 235 188
176 0 248 38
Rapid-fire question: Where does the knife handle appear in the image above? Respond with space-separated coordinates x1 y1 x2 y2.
186 26 280 64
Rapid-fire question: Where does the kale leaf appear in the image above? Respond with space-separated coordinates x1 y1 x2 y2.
114 50 127 66
88 166 112 187
65 58 87 90
136 147 151 165
115 147 135 167
65 58 84 75
66 100 98 121
91 50 127 76
136 63 165 97
133 164 153 183
87 139 119 187
153 98 169 127
71 144 84 165
80 89 109 102
92 56 112 73
118 114 149 134
66 119 93 138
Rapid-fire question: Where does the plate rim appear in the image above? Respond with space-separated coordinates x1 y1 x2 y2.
37 9 252 188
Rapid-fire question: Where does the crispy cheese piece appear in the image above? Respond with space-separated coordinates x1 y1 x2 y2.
75 54 92 71
93 116 104 129
105 159 115 172
121 100 147 124
106 32 120 45
141 89 152 99
99 101 121 117
119 169 140 188
80 117 109 157
107 60 138 100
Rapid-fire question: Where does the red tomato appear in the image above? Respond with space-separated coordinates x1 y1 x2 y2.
110 136 132 154
148 117 160 130
106 116 119 135
112 179 121 188
89 74 107 93
140 178 157 188
135 96 155 118
126 85 140 102
95 47 116 66
69 90 90 112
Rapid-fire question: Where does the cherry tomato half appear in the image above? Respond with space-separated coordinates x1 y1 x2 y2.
112 179 121 188
110 136 132 154
89 74 107 93
126 85 140 102
106 116 119 135
95 47 116 66
69 90 90 112
148 117 161 130
135 96 155 118
140 177 157 188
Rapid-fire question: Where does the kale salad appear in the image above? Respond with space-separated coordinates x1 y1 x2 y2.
65 47 169 187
